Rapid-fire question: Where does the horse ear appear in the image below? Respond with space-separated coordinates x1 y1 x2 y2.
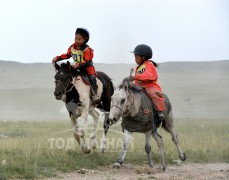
67 61 71 69
53 62 60 72
122 77 130 91
123 80 129 92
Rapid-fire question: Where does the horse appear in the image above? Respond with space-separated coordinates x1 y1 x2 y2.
53 61 114 154
107 79 186 170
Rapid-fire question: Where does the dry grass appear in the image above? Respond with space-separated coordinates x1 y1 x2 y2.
0 118 228 179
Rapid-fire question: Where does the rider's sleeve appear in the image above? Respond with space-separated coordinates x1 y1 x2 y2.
84 47 94 61
55 45 73 61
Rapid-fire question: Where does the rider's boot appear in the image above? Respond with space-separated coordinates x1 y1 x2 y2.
89 75 100 103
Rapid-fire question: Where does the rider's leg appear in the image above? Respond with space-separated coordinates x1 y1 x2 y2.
89 74 100 102
145 87 165 124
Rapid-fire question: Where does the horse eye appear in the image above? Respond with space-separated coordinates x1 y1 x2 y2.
121 98 125 104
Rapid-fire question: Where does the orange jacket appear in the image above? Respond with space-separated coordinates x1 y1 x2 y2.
134 60 162 91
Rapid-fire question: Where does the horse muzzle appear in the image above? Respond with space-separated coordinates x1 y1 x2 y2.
54 91 63 100
108 117 119 126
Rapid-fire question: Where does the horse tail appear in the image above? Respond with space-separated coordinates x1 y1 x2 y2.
96 71 114 111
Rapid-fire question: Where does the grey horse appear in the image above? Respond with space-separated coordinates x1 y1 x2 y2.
107 79 186 170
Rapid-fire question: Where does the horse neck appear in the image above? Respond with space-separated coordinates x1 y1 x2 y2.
72 76 86 90
66 86 80 104
128 92 141 117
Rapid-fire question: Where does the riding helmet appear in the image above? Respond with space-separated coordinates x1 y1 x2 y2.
131 44 153 59
75 28 90 43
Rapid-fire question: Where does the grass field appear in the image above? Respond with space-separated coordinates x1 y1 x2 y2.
0 60 228 179
0 118 228 179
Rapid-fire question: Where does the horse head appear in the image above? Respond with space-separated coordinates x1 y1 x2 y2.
109 78 134 125
53 61 73 101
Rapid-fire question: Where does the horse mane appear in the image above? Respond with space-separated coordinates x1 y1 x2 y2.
118 78 143 94
60 63 69 69
58 62 80 76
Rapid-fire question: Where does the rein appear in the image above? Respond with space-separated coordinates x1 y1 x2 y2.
55 78 75 95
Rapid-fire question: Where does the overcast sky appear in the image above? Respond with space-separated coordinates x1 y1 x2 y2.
0 0 229 64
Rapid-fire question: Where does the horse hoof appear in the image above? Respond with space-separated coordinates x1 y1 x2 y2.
113 162 121 169
149 164 153 168
100 148 105 153
179 153 186 161
82 147 91 154
91 144 96 150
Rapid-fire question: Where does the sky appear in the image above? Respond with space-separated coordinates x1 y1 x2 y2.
0 0 229 64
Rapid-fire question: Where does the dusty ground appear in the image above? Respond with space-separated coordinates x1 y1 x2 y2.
45 163 229 180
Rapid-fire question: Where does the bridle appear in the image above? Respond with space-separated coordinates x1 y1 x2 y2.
55 74 75 95
111 93 135 118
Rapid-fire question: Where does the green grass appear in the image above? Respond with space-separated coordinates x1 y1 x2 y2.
0 118 228 179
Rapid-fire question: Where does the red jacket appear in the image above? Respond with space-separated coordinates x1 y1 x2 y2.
134 60 162 91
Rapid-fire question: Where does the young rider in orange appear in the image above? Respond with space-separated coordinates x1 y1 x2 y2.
129 44 165 121
52 28 99 103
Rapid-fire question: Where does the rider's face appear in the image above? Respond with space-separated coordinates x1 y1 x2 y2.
75 34 86 46
134 54 144 65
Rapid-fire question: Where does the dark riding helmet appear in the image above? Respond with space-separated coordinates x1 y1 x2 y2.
131 44 153 59
75 28 90 44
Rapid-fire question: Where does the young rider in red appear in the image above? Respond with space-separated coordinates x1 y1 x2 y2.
52 28 99 103
129 44 165 121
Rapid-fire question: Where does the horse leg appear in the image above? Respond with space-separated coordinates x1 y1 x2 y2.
163 111 186 161
78 103 91 154
89 108 100 150
152 132 166 171
145 130 153 167
100 111 110 153
113 129 132 168
70 114 80 144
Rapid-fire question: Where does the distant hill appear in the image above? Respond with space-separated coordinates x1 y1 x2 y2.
0 60 229 121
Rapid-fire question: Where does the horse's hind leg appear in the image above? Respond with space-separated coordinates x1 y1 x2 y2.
145 130 153 167
163 111 186 161
152 132 166 171
113 129 132 168
89 108 100 150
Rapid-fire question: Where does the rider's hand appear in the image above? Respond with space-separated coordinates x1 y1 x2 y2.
73 63 79 68
129 76 136 81
52 57 57 62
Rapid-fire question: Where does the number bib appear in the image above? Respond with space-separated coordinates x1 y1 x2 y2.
137 64 146 74
71 47 85 63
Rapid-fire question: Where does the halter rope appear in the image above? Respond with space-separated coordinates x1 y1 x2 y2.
55 77 75 95
111 93 135 118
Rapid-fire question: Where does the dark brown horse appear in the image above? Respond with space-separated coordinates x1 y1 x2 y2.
53 61 114 154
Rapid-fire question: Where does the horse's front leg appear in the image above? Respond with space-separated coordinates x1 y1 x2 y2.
89 108 100 150
145 130 153 167
78 102 90 154
113 129 132 168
